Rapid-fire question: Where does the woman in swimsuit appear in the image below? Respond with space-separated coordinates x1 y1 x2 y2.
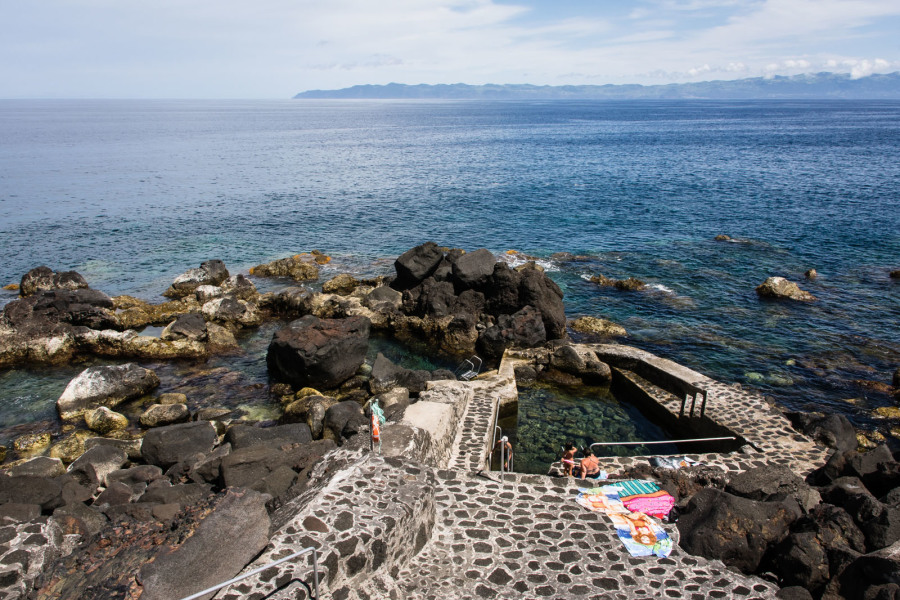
579 447 601 480
561 442 576 477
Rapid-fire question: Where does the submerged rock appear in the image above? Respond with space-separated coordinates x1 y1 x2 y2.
756 277 817 302
569 316 627 337
323 273 361 295
250 254 320 281
84 406 129 434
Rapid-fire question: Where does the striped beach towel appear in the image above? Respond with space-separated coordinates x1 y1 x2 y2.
610 480 675 519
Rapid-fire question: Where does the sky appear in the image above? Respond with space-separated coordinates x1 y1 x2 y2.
2 0 899 98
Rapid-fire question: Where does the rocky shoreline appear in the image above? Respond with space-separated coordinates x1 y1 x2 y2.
0 243 899 599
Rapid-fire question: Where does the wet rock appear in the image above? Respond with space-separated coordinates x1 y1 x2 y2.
260 286 315 317
267 314 371 389
5 456 66 478
392 241 445 291
714 234 731 241
518 268 566 339
66 445 128 488
323 273 361 295
157 392 188 405
113 295 200 329
306 396 339 439
677 488 799 573
57 363 160 421
201 296 261 328
805 268 818 279
890 269 900 279
12 432 51 455
220 274 258 301
160 313 208 342
224 423 312 450
569 316 627 337
20 266 89 297
323 401 368 443
140 403 190 428
141 421 217 469
163 260 229 299
756 276 817 302
84 406 129 434
250 254 319 281
47 430 93 463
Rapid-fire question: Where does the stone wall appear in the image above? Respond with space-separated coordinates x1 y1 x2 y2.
399 381 472 469
216 449 436 600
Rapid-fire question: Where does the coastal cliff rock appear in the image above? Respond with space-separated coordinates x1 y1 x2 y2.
756 276 817 302
267 315 371 389
56 363 160 421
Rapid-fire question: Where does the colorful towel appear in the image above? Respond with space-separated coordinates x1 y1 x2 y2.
575 485 674 558
610 480 675 519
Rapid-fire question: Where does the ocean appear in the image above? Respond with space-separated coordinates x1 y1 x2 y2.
1 99 899 442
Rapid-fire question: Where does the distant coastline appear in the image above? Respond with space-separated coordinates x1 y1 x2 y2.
295 71 900 100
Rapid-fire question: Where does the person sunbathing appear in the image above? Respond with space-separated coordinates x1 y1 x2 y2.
578 447 601 480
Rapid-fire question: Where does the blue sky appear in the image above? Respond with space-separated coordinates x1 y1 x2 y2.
2 0 899 98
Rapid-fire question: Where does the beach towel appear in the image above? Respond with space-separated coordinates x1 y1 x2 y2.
648 456 700 470
575 485 673 558
610 479 675 519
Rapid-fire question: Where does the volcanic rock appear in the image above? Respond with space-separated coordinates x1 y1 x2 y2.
267 315 370 389
57 363 160 421
19 266 89 297
163 260 229 299
250 254 319 281
141 421 217 469
160 313 208 342
756 276 817 302
140 403 190 428
84 406 129 434
392 241 445 291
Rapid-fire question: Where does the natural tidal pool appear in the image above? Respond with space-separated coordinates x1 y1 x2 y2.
499 382 680 475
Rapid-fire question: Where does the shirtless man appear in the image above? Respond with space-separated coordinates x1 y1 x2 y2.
579 447 601 480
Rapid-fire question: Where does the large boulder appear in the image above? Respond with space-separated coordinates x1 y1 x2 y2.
677 488 799 573
789 412 857 454
820 476 900 550
518 268 566 339
364 286 402 312
267 315 370 389
141 421 218 469
220 274 258 301
67 445 128 488
139 489 271 600
392 241 445 291
201 297 261 328
163 260 229 299
369 353 432 396
727 465 821 512
828 539 900 600
140 403 190 428
260 286 315 317
19 266 89 297
451 248 496 291
478 305 547 360
84 406 129 434
756 277 817 302
57 363 160 421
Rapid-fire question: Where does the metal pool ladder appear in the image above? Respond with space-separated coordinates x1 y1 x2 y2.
455 355 482 381
487 397 513 481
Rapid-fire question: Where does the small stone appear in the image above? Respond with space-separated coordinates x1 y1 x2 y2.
2 283 19 291
874 407 900 419
85 406 129 434
715 234 731 241
805 269 818 279
13 432 51 455
140 404 190 428
890 269 900 279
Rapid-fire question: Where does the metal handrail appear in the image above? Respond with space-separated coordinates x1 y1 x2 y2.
590 436 736 450
486 396 513 481
177 546 320 600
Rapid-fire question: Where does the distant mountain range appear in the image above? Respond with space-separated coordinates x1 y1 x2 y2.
294 72 900 100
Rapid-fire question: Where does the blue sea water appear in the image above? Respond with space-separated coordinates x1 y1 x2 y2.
1 99 899 438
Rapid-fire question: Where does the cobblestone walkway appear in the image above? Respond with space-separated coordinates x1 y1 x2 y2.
395 471 779 600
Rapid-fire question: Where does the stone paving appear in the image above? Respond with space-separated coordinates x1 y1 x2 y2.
213 344 831 600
